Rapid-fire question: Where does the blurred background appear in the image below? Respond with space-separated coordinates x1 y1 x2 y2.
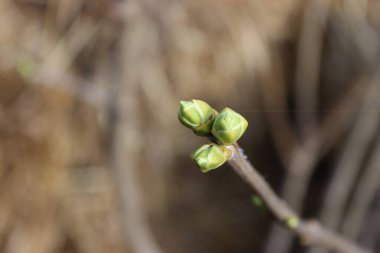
0 0 379 253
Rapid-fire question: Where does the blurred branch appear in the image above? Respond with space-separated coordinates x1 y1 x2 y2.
357 190 380 251
259 61 299 166
263 2 377 250
318 75 380 230
108 2 163 253
294 0 332 134
308 72 380 253
341 132 380 240
42 16 101 72
307 2 380 251
226 144 371 253
263 74 369 253
109 53 163 253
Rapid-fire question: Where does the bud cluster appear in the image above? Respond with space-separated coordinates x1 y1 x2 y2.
178 99 248 172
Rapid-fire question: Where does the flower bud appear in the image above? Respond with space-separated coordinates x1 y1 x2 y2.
211 107 248 145
178 99 217 136
191 144 232 173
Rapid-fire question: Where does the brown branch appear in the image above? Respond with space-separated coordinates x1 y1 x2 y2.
263 75 369 253
341 133 380 240
357 190 380 251
225 144 371 253
108 3 164 253
316 77 380 235
294 0 332 134
258 61 300 167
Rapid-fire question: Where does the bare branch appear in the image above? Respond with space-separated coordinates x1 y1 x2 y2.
341 133 380 240
317 75 380 234
108 3 163 253
226 144 371 253
264 76 369 253
357 190 380 251
294 0 332 134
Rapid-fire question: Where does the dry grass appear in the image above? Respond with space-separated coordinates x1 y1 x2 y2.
0 0 379 253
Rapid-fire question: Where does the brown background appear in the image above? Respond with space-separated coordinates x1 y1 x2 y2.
0 0 379 253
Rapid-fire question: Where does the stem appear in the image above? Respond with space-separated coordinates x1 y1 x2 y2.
225 144 372 253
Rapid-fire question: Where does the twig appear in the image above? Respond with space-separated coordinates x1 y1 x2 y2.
263 76 369 253
225 144 371 253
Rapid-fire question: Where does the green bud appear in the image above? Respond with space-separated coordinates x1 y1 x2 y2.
286 216 299 229
211 107 248 145
178 99 217 136
251 195 269 216
191 144 232 173
251 195 264 209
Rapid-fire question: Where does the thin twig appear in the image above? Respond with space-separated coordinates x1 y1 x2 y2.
225 144 371 253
